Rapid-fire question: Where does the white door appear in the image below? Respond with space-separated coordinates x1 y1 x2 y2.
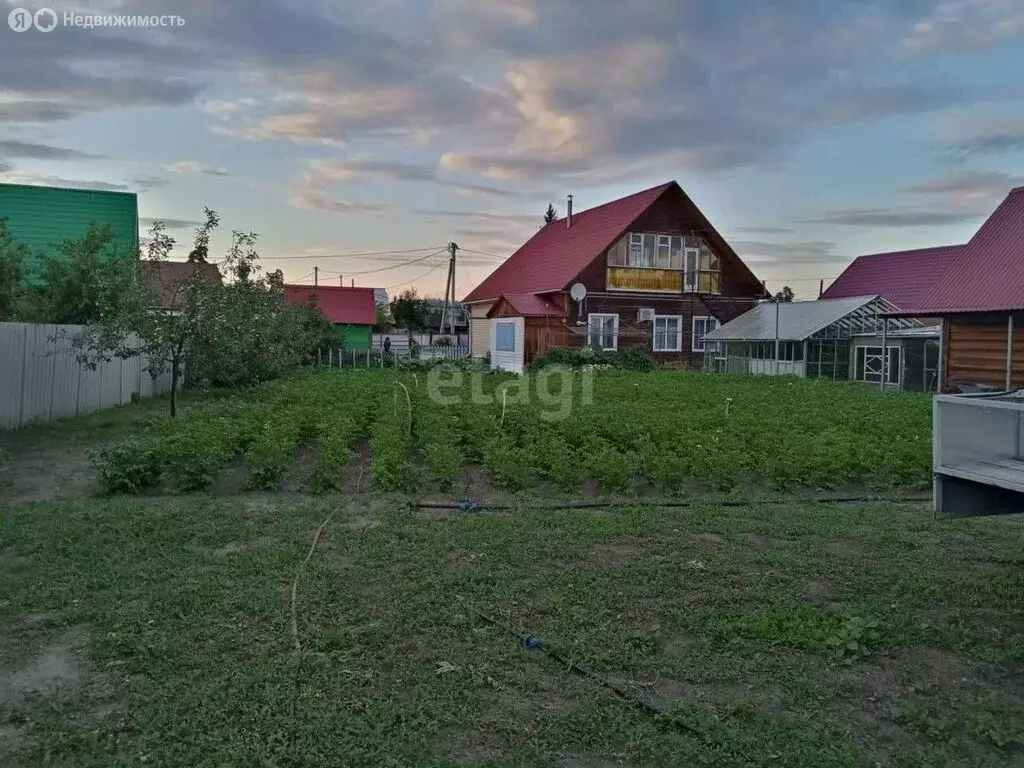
490 317 525 374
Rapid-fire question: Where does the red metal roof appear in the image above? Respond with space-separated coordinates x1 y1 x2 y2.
283 284 376 325
488 293 566 317
911 187 1024 313
821 244 964 312
462 182 676 303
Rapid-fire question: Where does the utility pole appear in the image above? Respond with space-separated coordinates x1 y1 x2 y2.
439 241 458 337
314 266 319 286
339 276 344 286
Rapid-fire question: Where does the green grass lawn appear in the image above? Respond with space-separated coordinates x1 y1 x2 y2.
0 371 1020 766
1 496 1022 767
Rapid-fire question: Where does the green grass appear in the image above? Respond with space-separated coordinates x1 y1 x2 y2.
1 497 1022 766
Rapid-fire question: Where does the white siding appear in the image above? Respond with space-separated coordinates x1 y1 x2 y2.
469 302 493 358
489 317 525 374
0 322 174 430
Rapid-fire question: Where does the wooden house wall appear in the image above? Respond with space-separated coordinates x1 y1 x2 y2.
944 313 1024 389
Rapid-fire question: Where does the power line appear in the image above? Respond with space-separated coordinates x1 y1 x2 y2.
267 246 447 261
459 248 506 260
383 257 448 291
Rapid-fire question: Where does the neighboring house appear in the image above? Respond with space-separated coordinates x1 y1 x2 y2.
422 298 469 332
283 284 375 349
703 295 926 386
462 181 766 372
0 182 139 284
821 244 964 311
891 186 1024 391
138 260 222 312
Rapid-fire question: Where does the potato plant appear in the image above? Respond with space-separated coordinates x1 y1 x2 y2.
91 369 932 496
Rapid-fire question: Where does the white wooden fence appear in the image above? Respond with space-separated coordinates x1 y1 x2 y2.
0 322 174 430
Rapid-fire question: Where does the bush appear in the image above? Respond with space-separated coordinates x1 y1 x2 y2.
528 345 656 372
91 438 164 494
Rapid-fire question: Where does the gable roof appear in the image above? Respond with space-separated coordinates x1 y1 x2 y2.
283 284 376 325
822 244 964 312
705 295 888 342
487 293 566 318
462 181 763 304
463 182 673 303
913 186 1024 313
138 260 222 309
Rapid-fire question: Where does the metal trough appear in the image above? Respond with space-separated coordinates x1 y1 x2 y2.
933 390 1024 517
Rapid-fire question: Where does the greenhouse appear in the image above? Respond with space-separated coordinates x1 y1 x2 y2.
702 295 931 387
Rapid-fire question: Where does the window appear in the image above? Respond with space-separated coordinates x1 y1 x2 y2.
692 316 719 353
610 233 686 270
628 233 643 266
683 247 699 291
495 322 516 352
697 244 722 293
655 236 672 268
653 315 682 352
588 313 618 350
854 346 900 384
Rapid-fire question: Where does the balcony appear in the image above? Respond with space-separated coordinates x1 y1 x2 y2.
607 267 682 292
605 231 721 294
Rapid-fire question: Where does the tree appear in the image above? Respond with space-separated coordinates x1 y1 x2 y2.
543 203 558 224
75 219 210 417
0 218 26 321
374 301 394 332
186 231 331 387
389 288 429 335
23 223 139 324
187 207 220 263
774 286 795 302
75 212 331 418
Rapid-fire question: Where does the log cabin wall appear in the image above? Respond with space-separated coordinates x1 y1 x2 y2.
944 313 1024 389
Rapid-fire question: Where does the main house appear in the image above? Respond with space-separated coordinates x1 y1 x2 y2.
462 181 766 372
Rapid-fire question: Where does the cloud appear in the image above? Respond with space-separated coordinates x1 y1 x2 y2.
732 226 797 235
731 239 842 265
165 160 231 176
803 208 978 227
289 189 390 215
944 119 1024 157
0 140 103 161
294 157 527 207
140 217 204 231
130 174 169 191
903 0 1024 52
0 173 129 191
905 169 1024 211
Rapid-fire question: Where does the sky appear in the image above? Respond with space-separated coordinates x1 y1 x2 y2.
2 0 1024 299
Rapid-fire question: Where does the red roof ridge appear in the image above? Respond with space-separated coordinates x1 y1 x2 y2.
566 180 676 219
850 243 965 260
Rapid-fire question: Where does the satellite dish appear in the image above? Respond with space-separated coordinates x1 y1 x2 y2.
569 283 587 302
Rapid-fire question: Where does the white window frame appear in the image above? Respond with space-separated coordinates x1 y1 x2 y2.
653 315 683 352
692 316 719 353
854 345 900 385
587 313 619 350
683 247 700 292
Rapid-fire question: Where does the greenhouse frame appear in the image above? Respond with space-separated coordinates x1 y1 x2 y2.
702 295 934 388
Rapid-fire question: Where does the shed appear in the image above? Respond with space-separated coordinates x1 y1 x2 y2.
486 293 568 373
703 295 925 386
283 285 376 349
